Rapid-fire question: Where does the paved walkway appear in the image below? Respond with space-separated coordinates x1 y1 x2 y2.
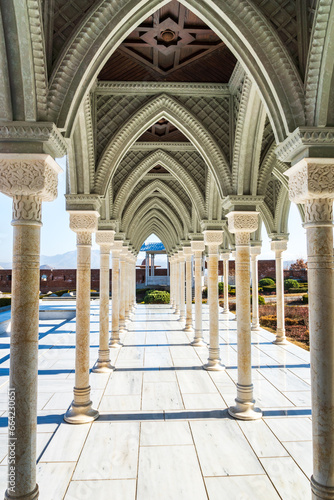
0 302 312 499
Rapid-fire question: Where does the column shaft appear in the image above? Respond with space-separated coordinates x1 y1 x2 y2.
250 248 261 331
179 256 185 321
274 249 286 343
191 250 206 346
7 218 41 499
110 250 122 347
184 253 193 332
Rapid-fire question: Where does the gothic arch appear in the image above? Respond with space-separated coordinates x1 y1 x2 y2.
130 212 179 252
94 94 231 198
121 181 191 234
305 0 334 126
113 149 205 220
48 0 304 141
126 198 185 242
133 223 176 254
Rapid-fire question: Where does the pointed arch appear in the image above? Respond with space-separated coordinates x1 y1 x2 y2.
133 222 176 254
48 0 304 141
94 94 231 198
121 180 191 234
130 211 179 252
305 1 334 126
126 198 185 242
113 149 205 220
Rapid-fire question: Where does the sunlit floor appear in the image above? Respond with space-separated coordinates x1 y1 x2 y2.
0 302 312 499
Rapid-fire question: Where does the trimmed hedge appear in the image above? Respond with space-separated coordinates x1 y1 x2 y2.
303 294 309 304
144 290 170 304
287 287 308 293
0 298 11 308
218 282 232 295
262 285 276 294
259 278 275 287
250 294 265 305
284 279 299 290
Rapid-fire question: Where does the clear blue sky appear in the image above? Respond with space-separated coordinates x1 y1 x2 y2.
0 156 307 264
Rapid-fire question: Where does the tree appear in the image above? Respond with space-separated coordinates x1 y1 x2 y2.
289 258 307 270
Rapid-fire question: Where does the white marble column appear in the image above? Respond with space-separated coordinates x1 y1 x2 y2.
191 241 206 346
65 210 100 424
132 255 137 311
271 240 288 344
119 248 128 334
110 241 123 348
203 230 224 371
250 246 261 331
221 251 230 314
183 247 194 332
0 155 62 500
170 257 175 309
178 251 186 322
286 159 334 500
93 230 114 373
227 212 262 420
125 254 132 321
174 254 180 315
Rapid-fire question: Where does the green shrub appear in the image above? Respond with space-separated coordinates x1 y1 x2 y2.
0 298 11 308
284 279 299 290
144 290 170 304
303 294 308 304
250 295 265 305
259 278 275 287
262 285 276 294
288 287 308 293
218 282 232 295
202 287 207 298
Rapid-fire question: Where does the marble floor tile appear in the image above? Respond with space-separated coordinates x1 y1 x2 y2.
260 457 311 499
73 422 140 480
238 419 289 458
177 370 218 394
264 417 313 442
283 440 313 478
40 423 91 462
142 382 183 410
141 421 193 446
205 475 281 500
36 462 75 500
104 371 143 396
282 391 312 407
137 445 207 500
182 393 226 410
64 479 136 500
99 395 141 412
190 420 264 477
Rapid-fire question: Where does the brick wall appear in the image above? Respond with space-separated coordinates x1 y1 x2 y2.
0 261 307 293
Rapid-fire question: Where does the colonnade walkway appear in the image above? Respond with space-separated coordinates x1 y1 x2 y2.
0 302 311 499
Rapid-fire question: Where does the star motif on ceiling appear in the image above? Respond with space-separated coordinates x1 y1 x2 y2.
140 18 195 56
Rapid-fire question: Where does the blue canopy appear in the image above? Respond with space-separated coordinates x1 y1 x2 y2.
140 242 165 251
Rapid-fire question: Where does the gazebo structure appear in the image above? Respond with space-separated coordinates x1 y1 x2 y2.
140 241 169 286
0 1 333 499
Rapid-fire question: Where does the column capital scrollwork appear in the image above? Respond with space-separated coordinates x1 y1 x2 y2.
271 240 288 252
0 154 62 225
191 240 205 253
95 230 115 249
203 230 223 246
285 158 334 204
0 154 62 201
227 212 259 234
69 210 99 246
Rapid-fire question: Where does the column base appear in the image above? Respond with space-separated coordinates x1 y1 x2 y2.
272 337 289 345
92 359 115 373
5 484 39 500
174 308 180 315
251 324 261 331
203 359 225 371
228 399 262 421
311 476 334 499
64 401 99 424
109 338 123 348
183 324 194 332
178 316 185 322
190 338 206 347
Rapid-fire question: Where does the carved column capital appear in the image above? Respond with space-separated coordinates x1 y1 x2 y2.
183 247 192 261
0 154 62 225
285 158 334 204
220 252 231 260
69 210 99 246
271 240 288 253
112 240 124 255
191 240 205 253
250 246 262 257
227 212 258 246
96 230 114 253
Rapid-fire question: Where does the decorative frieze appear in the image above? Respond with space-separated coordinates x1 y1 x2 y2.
65 194 102 212
0 123 67 157
95 81 230 97
276 128 334 163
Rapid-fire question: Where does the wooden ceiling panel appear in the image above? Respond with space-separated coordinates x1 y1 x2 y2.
98 0 237 83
